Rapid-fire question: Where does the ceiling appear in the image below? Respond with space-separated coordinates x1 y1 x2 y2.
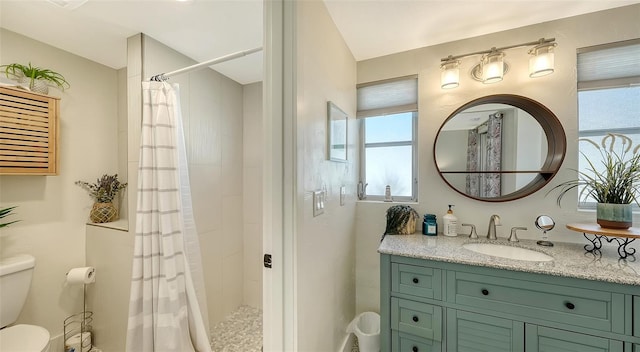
1 0 638 85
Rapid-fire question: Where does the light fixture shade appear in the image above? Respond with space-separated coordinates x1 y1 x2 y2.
440 60 460 89
482 51 505 84
529 43 556 78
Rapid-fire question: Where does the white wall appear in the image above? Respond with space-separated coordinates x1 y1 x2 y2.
0 28 120 351
355 5 640 315
295 1 358 351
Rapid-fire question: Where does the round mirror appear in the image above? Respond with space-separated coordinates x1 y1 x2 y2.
535 215 555 232
434 94 566 202
535 215 555 247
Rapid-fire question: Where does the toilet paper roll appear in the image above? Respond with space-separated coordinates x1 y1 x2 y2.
65 332 91 352
66 267 96 284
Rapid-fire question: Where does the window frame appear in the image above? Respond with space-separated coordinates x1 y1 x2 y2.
358 110 418 202
576 39 640 210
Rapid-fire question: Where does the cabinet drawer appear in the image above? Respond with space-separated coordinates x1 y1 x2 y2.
391 297 442 340
634 296 639 337
392 331 441 352
392 263 442 300
448 271 624 332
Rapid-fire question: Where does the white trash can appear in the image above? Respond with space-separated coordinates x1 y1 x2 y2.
347 312 380 352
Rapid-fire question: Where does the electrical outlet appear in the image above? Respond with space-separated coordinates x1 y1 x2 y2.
313 190 325 217
340 186 346 206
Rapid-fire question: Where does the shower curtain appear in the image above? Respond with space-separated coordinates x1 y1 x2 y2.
465 112 503 197
126 81 211 352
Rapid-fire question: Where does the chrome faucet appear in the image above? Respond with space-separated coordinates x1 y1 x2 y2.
487 214 501 240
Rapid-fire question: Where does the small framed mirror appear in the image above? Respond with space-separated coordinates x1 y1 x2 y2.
535 215 555 246
434 94 566 202
327 101 348 162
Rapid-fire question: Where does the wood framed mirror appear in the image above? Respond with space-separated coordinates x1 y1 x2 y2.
434 94 566 202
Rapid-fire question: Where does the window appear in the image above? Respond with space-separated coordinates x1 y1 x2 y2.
577 39 640 207
357 76 418 201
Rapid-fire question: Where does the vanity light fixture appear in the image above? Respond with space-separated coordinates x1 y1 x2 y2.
440 58 460 89
440 38 556 89
529 41 557 78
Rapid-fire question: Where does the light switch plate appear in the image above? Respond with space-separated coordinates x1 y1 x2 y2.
340 186 346 206
313 190 325 217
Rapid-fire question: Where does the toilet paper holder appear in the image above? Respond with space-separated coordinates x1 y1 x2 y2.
64 311 93 352
63 267 95 352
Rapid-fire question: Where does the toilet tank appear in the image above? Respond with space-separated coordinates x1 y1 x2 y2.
0 254 35 328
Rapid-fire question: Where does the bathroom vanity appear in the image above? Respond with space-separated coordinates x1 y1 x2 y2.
379 235 640 352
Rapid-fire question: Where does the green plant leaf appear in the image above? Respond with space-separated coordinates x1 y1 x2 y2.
0 62 70 91
548 133 640 207
0 206 19 228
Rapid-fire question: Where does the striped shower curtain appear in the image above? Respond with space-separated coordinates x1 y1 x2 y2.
126 82 211 352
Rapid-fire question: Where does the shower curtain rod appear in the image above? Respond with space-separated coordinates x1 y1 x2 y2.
150 46 263 82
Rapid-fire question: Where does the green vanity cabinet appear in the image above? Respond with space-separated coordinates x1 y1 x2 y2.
380 254 639 352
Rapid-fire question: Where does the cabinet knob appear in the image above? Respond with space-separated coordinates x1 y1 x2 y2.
412 277 419 284
481 289 489 296
412 315 419 322
412 346 418 352
565 302 575 310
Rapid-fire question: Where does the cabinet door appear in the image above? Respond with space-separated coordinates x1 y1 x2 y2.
446 309 524 352
525 325 623 352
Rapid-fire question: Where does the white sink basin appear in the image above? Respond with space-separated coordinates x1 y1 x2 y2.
462 243 553 262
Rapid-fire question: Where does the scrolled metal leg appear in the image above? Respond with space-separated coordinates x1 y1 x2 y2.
614 238 636 259
583 233 603 254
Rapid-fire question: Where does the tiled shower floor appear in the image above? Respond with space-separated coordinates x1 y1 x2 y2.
209 305 363 352
210 305 263 352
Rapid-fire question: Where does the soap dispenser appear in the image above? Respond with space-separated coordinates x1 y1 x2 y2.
443 205 458 237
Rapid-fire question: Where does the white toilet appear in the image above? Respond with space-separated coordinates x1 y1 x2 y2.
0 254 51 352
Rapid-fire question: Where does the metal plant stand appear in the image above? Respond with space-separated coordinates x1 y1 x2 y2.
567 223 639 260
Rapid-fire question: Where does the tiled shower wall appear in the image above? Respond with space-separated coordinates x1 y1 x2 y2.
242 82 263 309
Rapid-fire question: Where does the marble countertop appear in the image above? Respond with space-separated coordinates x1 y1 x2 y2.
378 234 640 286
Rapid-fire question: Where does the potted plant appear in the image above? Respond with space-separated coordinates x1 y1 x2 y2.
549 133 640 229
76 174 127 223
1 62 70 94
0 206 19 228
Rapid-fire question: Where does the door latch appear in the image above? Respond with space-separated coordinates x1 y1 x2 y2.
263 254 272 268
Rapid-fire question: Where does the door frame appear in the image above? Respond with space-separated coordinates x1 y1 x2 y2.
263 0 297 350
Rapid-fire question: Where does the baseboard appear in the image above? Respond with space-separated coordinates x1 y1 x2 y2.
339 333 356 352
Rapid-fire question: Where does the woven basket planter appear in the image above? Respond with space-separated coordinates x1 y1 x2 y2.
90 202 118 223
18 76 49 94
